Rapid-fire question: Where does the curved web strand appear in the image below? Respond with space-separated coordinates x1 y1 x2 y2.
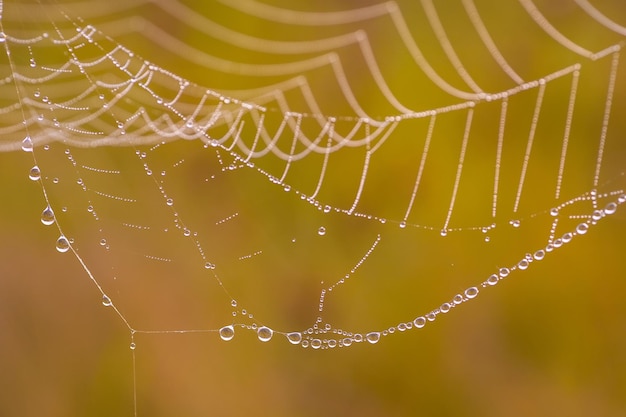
420 0 484 94
461 0 525 84
574 0 626 36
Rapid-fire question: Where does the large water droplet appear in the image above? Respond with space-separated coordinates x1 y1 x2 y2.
576 223 589 235
41 206 55 226
365 332 380 344
413 317 426 328
55 235 70 253
286 332 302 345
464 287 479 299
604 202 617 215
310 339 322 349
29 165 41 181
486 274 499 286
219 325 235 341
317 226 326 236
257 326 273 342
21 136 33 152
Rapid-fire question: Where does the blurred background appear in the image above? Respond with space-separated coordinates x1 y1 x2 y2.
1 0 625 416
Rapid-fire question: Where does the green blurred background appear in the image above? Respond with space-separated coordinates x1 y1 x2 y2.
1 1 625 416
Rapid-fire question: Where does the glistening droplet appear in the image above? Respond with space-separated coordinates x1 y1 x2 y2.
219 325 235 341
317 226 326 236
257 326 273 342
286 332 302 345
55 235 70 253
21 136 33 152
102 295 112 306
29 166 41 181
365 332 380 344
41 206 55 226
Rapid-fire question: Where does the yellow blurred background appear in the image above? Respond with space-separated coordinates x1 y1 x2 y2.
1 1 625 416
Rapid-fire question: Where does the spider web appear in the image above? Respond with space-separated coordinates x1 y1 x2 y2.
1 0 625 416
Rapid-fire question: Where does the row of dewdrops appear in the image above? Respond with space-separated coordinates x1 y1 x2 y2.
216 193 624 350
22 137 624 349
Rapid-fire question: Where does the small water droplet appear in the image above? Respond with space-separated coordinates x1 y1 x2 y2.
323 205 331 213
21 136 33 152
510 219 521 228
257 326 273 342
55 235 70 253
464 287 479 299
440 229 447 237
317 226 326 236
499 267 510 278
533 250 545 261
440 302 451 313
99 238 107 246
29 165 41 181
231 300 237 307
517 259 529 270
129 342 136 350
310 339 322 349
219 325 235 341
486 274 499 286
550 208 559 217
166 198 173 206
286 332 302 345
576 223 589 235
204 262 215 270
399 221 406 229
413 317 426 328
102 295 112 306
41 206 55 225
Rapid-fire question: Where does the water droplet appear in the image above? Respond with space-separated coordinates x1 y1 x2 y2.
323 205 331 213
517 259 529 270
440 229 448 237
510 219 521 228
219 325 235 341
55 235 70 253
286 332 302 345
576 223 589 235
129 342 136 350
166 198 173 206
533 250 545 261
99 238 107 246
310 339 322 349
464 287 479 299
283 185 291 192
591 210 603 221
29 165 41 181
426 312 436 322
397 323 407 332
604 202 617 215
0 32 6 42
41 206 55 226
230 300 237 307
21 136 33 152
317 226 326 236
257 326 273 342
550 208 559 217
342 338 353 346
440 303 451 313
413 317 426 328
399 221 406 229
561 232 573 243
204 262 215 270
486 274 499 286
499 267 510 278
102 295 112 306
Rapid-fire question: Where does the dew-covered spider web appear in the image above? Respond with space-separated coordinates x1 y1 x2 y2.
1 0 625 416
